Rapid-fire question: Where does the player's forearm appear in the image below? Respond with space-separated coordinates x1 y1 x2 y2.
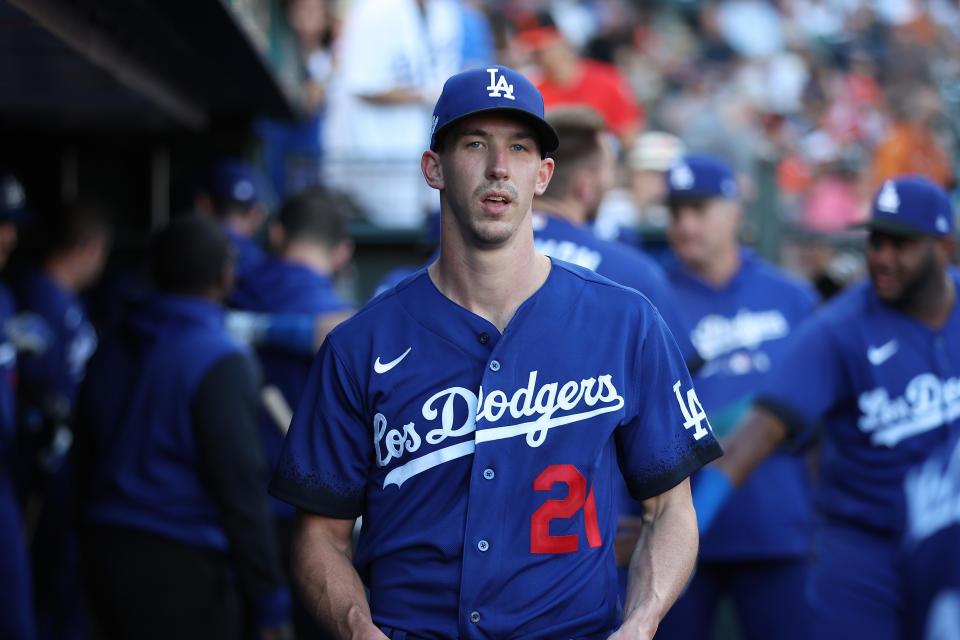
619 480 698 640
292 514 385 640
714 406 790 487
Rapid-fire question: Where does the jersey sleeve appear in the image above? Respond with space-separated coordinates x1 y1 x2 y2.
754 315 846 444
615 303 723 501
269 339 371 518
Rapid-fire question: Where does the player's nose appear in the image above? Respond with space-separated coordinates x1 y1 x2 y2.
485 147 509 181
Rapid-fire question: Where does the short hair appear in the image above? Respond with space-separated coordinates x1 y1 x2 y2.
41 201 111 258
152 215 232 295
540 107 608 199
276 186 352 250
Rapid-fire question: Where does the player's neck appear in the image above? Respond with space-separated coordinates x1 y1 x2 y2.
689 245 741 287
534 198 586 226
430 237 551 333
282 242 333 277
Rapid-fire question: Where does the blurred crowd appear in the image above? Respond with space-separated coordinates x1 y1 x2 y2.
266 0 958 236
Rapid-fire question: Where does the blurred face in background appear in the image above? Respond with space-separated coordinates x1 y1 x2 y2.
667 196 741 274
0 221 17 270
866 231 947 308
287 0 328 46
631 169 668 210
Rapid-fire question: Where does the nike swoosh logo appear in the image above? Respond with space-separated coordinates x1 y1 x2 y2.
374 347 412 374
867 339 898 366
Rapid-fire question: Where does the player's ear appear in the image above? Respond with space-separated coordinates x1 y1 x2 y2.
534 157 555 197
422 150 444 190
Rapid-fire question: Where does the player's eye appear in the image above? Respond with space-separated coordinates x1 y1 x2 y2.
511 143 527 152
466 140 483 149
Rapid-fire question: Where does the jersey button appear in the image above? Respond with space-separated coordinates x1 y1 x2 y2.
489 360 501 372
470 611 481 624
478 332 490 344
483 468 495 480
477 539 489 552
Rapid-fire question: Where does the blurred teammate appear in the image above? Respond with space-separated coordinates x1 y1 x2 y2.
902 431 960 639
531 107 698 365
270 66 721 639
17 201 110 640
655 153 817 640
0 173 35 640
209 158 269 290
702 175 960 639
231 187 354 638
75 216 292 640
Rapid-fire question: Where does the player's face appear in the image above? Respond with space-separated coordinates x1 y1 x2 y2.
424 114 554 247
866 231 943 306
667 197 740 272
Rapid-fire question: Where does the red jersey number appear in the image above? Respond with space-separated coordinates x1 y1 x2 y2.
531 464 602 554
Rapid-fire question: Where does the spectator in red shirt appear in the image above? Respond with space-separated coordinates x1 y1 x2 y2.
514 11 643 147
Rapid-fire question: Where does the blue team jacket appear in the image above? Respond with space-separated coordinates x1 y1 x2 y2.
79 294 252 549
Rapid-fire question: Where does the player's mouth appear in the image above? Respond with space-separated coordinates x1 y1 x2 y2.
481 191 513 214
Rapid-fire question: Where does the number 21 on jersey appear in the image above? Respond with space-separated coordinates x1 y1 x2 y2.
531 464 602 554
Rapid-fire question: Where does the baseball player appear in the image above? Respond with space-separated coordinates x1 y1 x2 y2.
0 173 35 640
700 175 960 639
655 153 817 640
75 216 292 639
270 66 722 639
531 107 698 367
16 201 110 640
230 186 354 639
902 431 960 639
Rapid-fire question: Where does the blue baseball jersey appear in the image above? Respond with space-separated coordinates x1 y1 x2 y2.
757 268 960 534
271 259 722 639
902 432 960 640
230 257 352 518
665 248 817 558
0 282 32 640
532 212 696 362
17 271 97 408
0 284 17 459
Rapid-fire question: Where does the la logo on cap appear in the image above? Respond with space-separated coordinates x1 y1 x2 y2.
233 180 255 201
486 68 515 100
670 163 694 190
877 180 900 213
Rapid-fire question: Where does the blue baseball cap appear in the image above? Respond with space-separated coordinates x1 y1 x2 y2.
210 159 261 205
666 153 739 200
851 176 954 238
0 174 30 223
430 66 559 155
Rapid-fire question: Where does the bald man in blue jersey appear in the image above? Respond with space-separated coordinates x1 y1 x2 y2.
270 66 722 640
700 175 960 639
